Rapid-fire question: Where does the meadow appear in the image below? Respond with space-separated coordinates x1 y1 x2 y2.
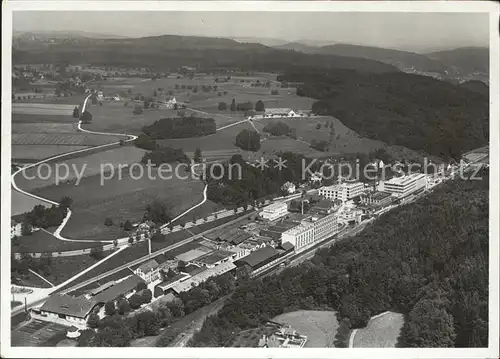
12 145 90 162
15 146 147 192
12 103 76 116
31 164 206 239
352 312 404 348
272 310 339 348
11 191 50 216
11 229 102 254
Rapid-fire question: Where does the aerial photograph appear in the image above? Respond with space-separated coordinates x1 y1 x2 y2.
4 4 495 354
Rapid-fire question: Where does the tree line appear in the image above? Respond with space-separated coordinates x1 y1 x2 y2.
190 170 489 347
142 116 216 139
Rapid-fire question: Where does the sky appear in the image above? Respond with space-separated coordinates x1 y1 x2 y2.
13 11 489 52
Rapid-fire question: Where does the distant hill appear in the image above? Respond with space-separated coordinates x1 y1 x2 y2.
426 47 489 74
13 34 398 74
231 36 289 47
459 80 489 96
316 44 448 74
13 30 128 40
274 42 320 54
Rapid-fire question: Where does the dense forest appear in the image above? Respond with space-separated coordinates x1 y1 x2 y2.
142 116 216 139
280 67 489 160
12 35 397 74
191 170 489 347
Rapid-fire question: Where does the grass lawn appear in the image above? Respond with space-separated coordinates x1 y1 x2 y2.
157 120 253 153
11 190 51 216
82 101 180 134
57 242 149 293
12 113 76 123
11 229 102 254
272 310 339 348
35 250 115 286
15 146 146 192
13 272 53 289
232 326 276 347
170 200 224 226
149 230 194 254
12 122 78 133
12 133 123 146
12 103 77 116
12 145 91 161
31 164 205 240
11 301 23 309
352 312 404 348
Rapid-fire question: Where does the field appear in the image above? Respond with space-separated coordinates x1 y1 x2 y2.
34 251 114 286
12 113 75 124
12 133 122 146
12 122 78 133
11 229 102 254
28 165 205 239
352 312 404 348
158 121 254 153
15 146 147 192
12 103 76 116
12 145 90 161
11 191 50 216
272 310 339 348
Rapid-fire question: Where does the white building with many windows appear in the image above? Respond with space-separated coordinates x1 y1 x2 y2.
380 173 427 198
318 180 364 202
260 202 288 221
281 212 338 253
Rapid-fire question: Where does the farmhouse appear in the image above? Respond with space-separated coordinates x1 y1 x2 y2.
31 294 99 329
264 108 297 118
11 220 22 239
134 259 161 283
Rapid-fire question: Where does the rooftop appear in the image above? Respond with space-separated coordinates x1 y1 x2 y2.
87 281 115 296
137 259 159 274
175 249 210 263
193 250 234 265
261 202 288 212
93 275 145 304
265 108 293 115
385 173 426 186
171 262 236 293
283 222 314 236
369 191 393 200
280 242 295 251
39 294 97 319
156 273 190 289
235 246 280 269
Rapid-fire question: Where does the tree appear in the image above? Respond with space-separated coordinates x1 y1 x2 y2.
90 245 104 260
177 260 187 273
255 100 265 112
316 123 321 130
144 99 149 109
117 298 131 315
218 102 227 111
145 200 171 224
174 103 178 110
104 301 116 316
133 104 143 115
136 281 147 292
230 98 236 111
21 218 32 236
129 294 143 310
235 129 261 152
123 220 133 231
87 313 100 328
194 148 202 163
151 232 164 242
104 217 113 226
60 196 73 209
142 289 153 304
80 110 92 124
73 106 80 118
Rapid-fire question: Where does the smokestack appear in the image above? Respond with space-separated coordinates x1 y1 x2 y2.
148 237 151 255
